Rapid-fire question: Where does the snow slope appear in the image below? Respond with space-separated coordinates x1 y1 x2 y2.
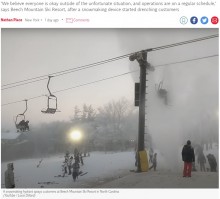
1 150 218 189
1 151 135 188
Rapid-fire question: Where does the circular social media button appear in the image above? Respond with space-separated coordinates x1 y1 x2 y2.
190 16 198 24
180 16 188 25
200 16 208 24
211 16 219 24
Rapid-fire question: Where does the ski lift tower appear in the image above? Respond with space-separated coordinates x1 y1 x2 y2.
129 49 154 172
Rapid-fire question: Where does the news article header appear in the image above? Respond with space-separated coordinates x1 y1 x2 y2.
0 0 219 27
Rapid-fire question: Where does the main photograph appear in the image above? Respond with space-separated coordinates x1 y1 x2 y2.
1 28 218 188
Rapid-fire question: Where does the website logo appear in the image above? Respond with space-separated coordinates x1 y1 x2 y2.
180 16 188 25
200 16 208 24
211 16 219 24
190 16 198 24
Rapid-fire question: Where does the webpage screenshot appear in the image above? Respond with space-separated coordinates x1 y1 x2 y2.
0 0 219 199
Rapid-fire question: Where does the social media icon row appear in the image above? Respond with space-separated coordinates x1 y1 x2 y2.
180 16 218 25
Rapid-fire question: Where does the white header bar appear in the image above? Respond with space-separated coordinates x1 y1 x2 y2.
0 0 219 28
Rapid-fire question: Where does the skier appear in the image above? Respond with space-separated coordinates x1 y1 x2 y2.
64 159 68 175
67 156 73 175
207 154 217 172
181 140 195 177
5 163 15 188
197 151 206 172
74 153 80 164
80 153 84 165
61 162 66 177
149 153 157 171
72 162 80 182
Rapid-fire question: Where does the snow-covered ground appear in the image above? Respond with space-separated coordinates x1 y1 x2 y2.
1 150 218 188
1 151 135 188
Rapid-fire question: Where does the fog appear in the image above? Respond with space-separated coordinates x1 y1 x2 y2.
116 29 219 170
1 29 219 171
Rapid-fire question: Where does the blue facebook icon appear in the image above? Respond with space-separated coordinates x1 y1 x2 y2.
190 16 198 24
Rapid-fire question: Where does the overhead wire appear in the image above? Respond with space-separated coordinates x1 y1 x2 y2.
1 53 218 107
1 54 132 90
2 34 218 90
155 54 219 67
150 34 218 52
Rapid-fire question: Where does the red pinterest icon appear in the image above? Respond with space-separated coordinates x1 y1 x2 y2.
211 16 219 24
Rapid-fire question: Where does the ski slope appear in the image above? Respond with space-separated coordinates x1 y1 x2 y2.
1 151 135 188
1 150 218 188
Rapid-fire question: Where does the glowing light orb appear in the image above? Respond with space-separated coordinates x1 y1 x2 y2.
70 130 82 141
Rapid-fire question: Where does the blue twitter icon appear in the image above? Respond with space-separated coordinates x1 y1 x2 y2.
201 16 208 24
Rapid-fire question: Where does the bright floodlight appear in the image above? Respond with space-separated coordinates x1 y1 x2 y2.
70 130 82 141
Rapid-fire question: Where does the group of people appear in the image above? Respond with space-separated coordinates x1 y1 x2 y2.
135 140 217 176
182 140 217 177
4 149 85 188
148 140 217 176
62 149 84 181
17 119 30 132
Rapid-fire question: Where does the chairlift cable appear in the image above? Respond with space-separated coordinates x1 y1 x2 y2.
1 54 218 107
1 34 218 90
1 54 131 90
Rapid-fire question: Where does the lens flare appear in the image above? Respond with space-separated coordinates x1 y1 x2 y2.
70 130 82 141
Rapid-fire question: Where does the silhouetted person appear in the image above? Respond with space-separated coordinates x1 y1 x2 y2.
61 162 66 177
64 152 69 174
72 162 80 182
80 154 84 165
182 140 195 177
5 163 15 188
64 160 68 174
74 153 80 165
207 154 217 172
149 153 157 171
24 120 29 131
17 120 25 131
68 156 73 175
198 152 206 172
